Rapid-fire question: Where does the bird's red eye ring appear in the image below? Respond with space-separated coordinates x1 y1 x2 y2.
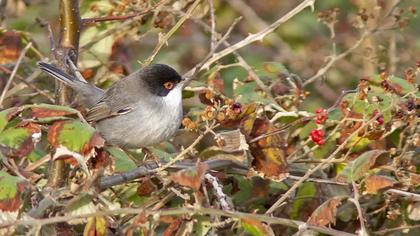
163 82 174 90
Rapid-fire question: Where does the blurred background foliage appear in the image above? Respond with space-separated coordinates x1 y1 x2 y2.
0 0 419 235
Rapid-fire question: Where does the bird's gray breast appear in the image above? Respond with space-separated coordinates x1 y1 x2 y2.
95 91 183 148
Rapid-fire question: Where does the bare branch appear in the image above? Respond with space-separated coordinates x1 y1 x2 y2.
200 0 315 70
0 42 33 108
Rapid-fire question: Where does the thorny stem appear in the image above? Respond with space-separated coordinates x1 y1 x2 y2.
143 0 202 66
48 0 81 188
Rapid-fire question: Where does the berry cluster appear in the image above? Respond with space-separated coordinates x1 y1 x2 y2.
310 129 325 145
315 108 328 124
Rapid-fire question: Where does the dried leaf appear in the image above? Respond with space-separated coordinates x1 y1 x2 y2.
307 197 344 226
0 31 22 64
137 177 157 197
364 175 395 194
171 161 208 191
29 104 78 119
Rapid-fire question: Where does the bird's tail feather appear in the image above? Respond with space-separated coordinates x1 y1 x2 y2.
37 62 83 86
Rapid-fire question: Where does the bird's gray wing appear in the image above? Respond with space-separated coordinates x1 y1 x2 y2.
85 82 136 122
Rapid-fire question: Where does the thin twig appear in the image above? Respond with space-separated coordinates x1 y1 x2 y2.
205 173 233 210
80 0 170 51
0 65 54 103
265 112 384 214
143 0 202 66
374 224 420 235
350 182 368 236
0 42 33 108
0 206 356 236
225 0 295 58
200 0 315 70
386 189 420 201
152 127 213 173
82 11 152 25
302 31 372 87
208 0 217 51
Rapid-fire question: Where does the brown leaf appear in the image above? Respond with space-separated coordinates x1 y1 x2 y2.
48 121 66 148
307 197 344 227
31 107 74 119
364 175 395 194
242 116 288 177
82 132 105 156
137 177 157 197
162 218 182 236
208 70 224 93
154 11 173 29
252 147 287 177
88 148 111 170
171 161 208 191
0 31 22 64
251 177 270 198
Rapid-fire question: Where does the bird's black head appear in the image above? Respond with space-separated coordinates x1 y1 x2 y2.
141 64 183 97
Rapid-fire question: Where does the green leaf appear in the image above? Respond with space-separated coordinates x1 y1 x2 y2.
49 120 102 153
299 121 317 139
106 147 137 173
290 182 316 219
313 138 336 159
0 127 30 149
0 171 24 211
388 75 417 94
256 62 289 78
192 216 212 236
234 81 271 104
149 147 175 162
337 150 387 183
241 218 273 236
66 193 94 212
0 107 19 132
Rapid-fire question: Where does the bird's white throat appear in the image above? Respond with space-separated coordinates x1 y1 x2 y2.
163 84 183 108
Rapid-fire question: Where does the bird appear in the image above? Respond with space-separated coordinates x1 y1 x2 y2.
38 62 184 149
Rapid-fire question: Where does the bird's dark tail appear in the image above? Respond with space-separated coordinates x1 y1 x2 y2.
37 62 84 86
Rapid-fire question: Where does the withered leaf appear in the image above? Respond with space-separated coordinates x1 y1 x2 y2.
364 175 395 194
171 161 208 191
307 197 344 227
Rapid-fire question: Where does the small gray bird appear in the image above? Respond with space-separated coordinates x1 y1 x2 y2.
38 62 184 148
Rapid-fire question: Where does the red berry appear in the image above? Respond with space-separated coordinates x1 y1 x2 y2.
371 109 384 125
310 129 325 145
315 108 328 124
377 116 384 125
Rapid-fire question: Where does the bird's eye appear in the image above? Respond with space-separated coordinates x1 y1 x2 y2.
163 82 174 90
